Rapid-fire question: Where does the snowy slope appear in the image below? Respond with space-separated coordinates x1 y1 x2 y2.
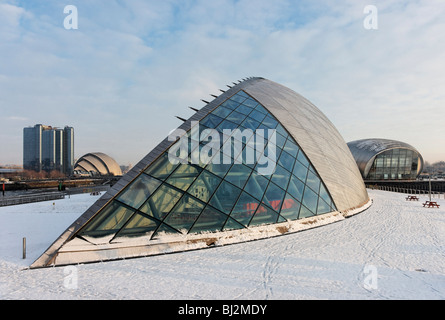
0 190 444 300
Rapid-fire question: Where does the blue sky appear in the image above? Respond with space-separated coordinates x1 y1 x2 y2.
1 0 444 167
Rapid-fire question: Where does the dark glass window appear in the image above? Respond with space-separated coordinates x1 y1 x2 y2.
280 194 301 221
230 191 260 226
116 174 161 209
209 180 242 213
163 195 206 233
145 153 179 181
249 204 279 227
139 184 183 221
113 213 160 239
78 201 135 238
225 164 253 189
188 170 222 203
189 206 229 234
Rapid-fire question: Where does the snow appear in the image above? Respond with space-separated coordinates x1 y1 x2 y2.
0 190 444 300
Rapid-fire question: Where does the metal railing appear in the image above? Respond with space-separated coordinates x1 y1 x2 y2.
0 192 65 207
366 184 444 199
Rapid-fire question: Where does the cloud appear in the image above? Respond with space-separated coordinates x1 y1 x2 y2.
0 0 444 165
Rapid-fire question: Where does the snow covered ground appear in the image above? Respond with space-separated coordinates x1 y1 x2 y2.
0 189 444 300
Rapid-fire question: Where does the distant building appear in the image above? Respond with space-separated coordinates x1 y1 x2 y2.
23 124 74 175
74 152 122 176
347 138 424 181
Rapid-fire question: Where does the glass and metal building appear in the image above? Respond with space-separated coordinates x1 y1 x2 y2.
31 77 370 268
23 124 75 175
347 139 424 181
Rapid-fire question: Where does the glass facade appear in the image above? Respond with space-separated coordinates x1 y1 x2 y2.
23 124 74 175
366 149 420 180
78 90 337 241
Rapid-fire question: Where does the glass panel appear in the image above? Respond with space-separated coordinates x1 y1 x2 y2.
293 161 308 183
276 124 288 137
248 109 266 123
113 213 159 239
216 119 239 133
237 90 249 98
283 139 299 158
263 181 286 212
275 133 287 149
166 164 201 191
116 174 161 209
236 104 253 116
270 164 291 190
280 194 301 221
230 94 246 104
241 117 261 131
205 161 232 179
302 187 318 213
261 116 278 129
151 223 182 238
242 98 258 108
200 113 224 128
209 180 242 213
287 175 305 201
230 191 260 226
226 110 246 125
221 136 245 161
305 169 321 193
297 151 310 168
145 153 179 181
235 144 256 168
299 204 315 219
163 195 206 233
319 183 333 208
188 170 222 203
244 171 270 201
211 106 232 118
221 99 240 110
249 204 279 227
189 206 229 234
223 217 245 231
79 201 135 238
255 104 269 114
224 164 253 189
139 184 183 221
278 150 295 172
317 197 332 215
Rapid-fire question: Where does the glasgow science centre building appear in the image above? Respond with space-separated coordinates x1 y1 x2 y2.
31 77 372 268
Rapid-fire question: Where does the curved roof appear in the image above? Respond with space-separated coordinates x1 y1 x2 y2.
31 77 370 268
241 79 369 212
347 138 424 178
75 152 122 176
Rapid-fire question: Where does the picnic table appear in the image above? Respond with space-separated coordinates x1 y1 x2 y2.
406 195 419 201
422 201 440 208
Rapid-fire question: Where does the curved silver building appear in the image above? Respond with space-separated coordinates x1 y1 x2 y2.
74 152 122 176
347 139 424 180
31 77 370 268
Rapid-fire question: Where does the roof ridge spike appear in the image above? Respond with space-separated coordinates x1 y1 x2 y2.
175 116 187 122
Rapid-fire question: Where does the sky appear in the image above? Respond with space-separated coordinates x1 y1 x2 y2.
0 0 444 167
